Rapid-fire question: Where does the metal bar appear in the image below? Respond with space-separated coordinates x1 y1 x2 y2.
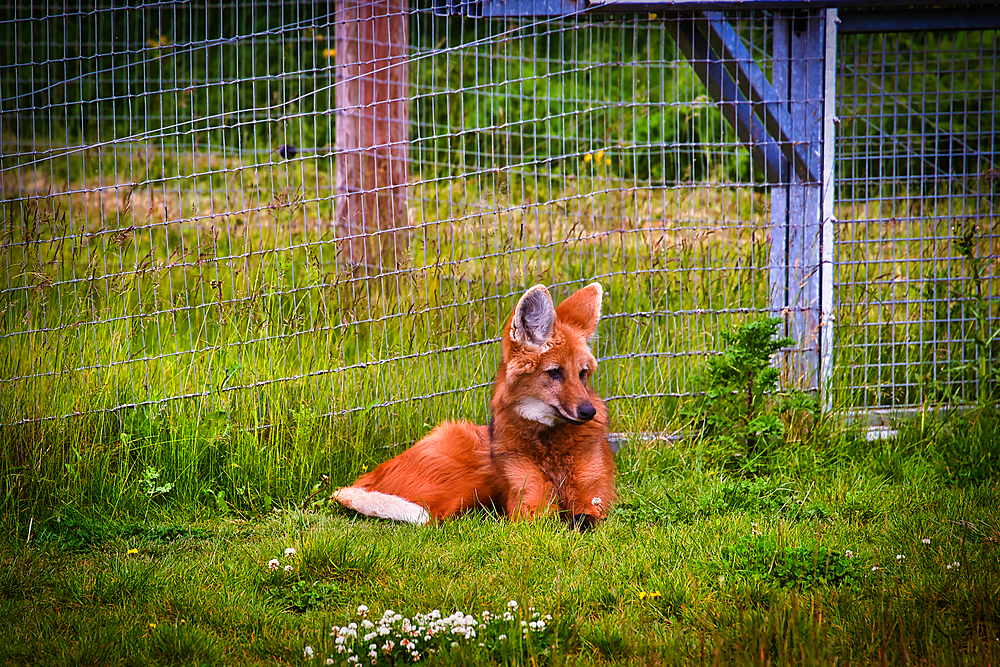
819 7 837 408
838 8 1000 33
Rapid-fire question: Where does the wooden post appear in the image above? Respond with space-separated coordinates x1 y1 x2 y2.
334 0 409 274
769 11 833 392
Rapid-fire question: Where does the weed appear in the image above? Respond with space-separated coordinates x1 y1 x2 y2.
684 317 818 462
953 222 1000 403
140 466 175 499
722 536 861 589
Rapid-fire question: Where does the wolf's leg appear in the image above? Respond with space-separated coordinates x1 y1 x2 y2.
559 453 617 529
500 459 558 520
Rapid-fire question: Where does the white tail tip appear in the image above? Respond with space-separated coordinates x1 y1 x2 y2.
332 487 430 525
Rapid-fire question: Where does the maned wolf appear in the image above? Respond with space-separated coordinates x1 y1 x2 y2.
332 283 616 530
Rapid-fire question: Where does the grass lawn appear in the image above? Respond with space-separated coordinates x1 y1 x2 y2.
2 406 998 666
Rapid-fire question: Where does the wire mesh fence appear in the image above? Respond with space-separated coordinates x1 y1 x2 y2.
834 28 999 410
1 2 996 445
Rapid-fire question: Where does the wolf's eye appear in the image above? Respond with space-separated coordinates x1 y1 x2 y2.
546 368 563 381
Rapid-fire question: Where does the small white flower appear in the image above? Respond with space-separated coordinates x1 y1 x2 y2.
952 561 960 568
268 558 280 570
592 496 603 507
871 566 879 571
498 634 507 641
507 600 518 609
450 642 458 648
896 554 905 561
357 604 369 616
844 550 854 558
922 538 931 545
284 564 293 573
303 645 315 659
326 659 335 665
285 547 296 557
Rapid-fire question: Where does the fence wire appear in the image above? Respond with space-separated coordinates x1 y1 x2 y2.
2 3 993 443
835 28 999 409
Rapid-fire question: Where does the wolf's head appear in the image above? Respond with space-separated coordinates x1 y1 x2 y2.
497 283 604 427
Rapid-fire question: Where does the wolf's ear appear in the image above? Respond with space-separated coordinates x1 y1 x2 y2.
555 282 603 338
509 284 556 350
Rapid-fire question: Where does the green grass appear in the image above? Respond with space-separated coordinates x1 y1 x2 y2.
1 405 998 666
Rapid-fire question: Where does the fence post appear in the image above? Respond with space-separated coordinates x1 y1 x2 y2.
334 0 410 274
769 9 837 398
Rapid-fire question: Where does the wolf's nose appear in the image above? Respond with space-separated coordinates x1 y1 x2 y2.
577 403 597 422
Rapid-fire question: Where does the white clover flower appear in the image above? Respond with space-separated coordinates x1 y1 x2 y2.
268 558 280 570
284 564 293 573
498 634 507 641
285 547 296 557
592 496 603 507
844 550 854 558
326 659 335 665
348 657 359 664
896 554 905 561
357 604 369 616
303 645 315 659
922 538 931 545
507 600 518 609
450 642 459 648
871 566 879 571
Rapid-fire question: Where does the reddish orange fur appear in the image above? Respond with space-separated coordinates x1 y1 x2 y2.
333 283 616 527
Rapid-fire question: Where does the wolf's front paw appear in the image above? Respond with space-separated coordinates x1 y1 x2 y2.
569 513 599 532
